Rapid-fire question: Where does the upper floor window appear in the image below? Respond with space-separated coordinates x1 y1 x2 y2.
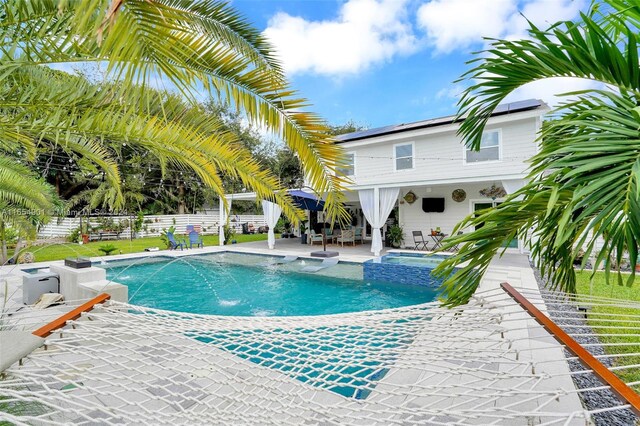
465 130 501 163
394 142 414 170
337 152 355 176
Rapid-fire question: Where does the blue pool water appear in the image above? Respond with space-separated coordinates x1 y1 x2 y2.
99 252 441 399
100 253 439 316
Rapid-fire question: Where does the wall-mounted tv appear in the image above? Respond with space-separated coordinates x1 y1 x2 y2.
422 198 445 213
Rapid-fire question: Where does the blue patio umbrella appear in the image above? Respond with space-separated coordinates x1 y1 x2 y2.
288 190 325 212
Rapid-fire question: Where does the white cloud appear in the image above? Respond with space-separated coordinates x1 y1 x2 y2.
263 0 417 76
503 76 601 108
436 83 467 101
416 0 517 53
417 0 586 53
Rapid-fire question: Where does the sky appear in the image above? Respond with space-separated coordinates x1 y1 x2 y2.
230 0 595 129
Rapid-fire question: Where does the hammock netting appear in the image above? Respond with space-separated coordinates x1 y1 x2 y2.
1 287 639 425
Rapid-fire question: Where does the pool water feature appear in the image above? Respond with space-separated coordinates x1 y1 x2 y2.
99 252 439 316
363 252 449 286
98 252 440 399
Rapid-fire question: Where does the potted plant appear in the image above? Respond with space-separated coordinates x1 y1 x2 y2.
300 223 308 245
388 225 404 248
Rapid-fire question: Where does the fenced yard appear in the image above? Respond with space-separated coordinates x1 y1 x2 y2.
37 214 266 239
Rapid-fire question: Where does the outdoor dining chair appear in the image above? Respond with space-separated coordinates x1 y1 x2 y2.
337 229 355 247
412 231 429 250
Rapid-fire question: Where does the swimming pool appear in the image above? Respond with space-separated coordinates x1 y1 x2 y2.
98 252 441 399
99 252 440 316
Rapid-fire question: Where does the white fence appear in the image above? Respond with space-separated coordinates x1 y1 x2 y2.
38 214 267 239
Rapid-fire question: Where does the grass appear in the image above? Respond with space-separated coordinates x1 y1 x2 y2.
17 233 270 263
575 270 640 391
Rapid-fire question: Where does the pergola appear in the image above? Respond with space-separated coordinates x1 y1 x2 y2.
218 190 324 249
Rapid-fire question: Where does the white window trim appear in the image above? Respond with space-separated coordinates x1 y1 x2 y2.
463 129 502 165
336 151 356 177
393 141 415 172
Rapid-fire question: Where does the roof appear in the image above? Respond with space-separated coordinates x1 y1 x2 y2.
335 99 546 143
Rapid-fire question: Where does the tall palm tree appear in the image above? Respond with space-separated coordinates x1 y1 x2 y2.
434 0 640 305
0 0 350 225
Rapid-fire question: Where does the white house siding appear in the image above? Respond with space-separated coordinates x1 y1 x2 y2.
397 182 506 247
341 113 540 188
334 109 544 251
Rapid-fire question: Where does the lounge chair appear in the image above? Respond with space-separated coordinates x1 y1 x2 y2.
412 231 429 250
301 257 339 273
336 229 355 247
309 232 324 245
188 231 204 248
167 232 185 250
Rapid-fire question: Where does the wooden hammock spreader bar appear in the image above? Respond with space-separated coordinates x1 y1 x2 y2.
501 282 640 416
32 293 111 338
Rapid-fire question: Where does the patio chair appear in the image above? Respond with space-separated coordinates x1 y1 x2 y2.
354 227 364 244
301 257 339 273
412 231 429 251
188 230 204 248
450 231 463 251
309 232 324 245
167 232 185 250
336 229 355 247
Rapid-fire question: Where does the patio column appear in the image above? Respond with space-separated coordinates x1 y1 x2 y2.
218 196 225 246
219 196 232 246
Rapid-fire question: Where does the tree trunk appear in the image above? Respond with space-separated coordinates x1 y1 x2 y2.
0 221 7 265
11 237 24 264
178 182 186 214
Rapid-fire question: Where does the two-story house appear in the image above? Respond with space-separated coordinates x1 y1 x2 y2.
331 99 548 253
222 99 548 253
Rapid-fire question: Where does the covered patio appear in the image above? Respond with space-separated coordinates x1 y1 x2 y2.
220 188 401 257
231 234 394 262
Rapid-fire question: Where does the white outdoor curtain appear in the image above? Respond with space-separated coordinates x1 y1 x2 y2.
262 200 282 249
219 197 232 246
359 187 400 256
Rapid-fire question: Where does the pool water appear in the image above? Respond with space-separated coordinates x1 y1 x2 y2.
99 252 439 399
100 253 439 316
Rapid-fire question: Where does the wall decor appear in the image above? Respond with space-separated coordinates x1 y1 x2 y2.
403 190 417 204
479 184 507 200
452 188 466 202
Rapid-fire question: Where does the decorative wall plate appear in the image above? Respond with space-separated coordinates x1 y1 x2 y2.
403 190 417 204
452 188 466 202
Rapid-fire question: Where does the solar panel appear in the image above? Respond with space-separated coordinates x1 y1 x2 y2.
335 99 544 142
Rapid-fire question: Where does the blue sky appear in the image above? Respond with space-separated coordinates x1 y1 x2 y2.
230 0 594 129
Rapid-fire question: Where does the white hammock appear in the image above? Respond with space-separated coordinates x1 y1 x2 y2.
0 287 638 425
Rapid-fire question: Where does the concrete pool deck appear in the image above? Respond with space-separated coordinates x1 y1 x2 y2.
0 246 587 424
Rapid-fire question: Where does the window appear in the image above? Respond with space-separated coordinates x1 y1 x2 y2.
395 143 413 170
465 130 500 163
337 152 355 176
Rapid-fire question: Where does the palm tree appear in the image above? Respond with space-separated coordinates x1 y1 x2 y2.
0 160 57 263
434 0 640 305
0 0 350 225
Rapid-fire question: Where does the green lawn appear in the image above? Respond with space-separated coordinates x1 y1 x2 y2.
20 233 269 263
575 271 640 391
